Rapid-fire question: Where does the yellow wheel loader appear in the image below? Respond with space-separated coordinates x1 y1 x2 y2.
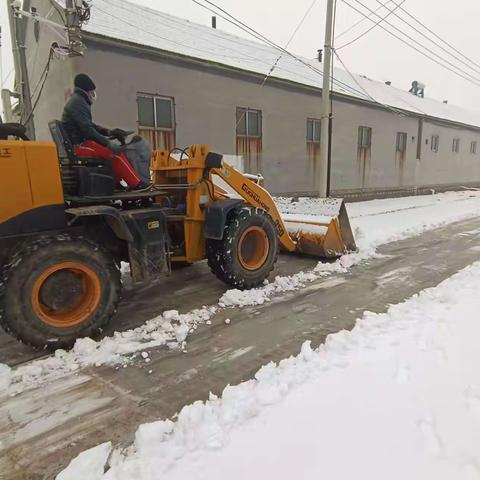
0 122 356 349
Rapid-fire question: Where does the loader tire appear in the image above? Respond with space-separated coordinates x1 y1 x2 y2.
0 235 121 350
207 207 279 289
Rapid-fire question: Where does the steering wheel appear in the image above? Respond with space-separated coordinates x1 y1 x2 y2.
109 129 135 145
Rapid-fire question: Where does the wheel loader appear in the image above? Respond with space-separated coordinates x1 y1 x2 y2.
0 121 356 349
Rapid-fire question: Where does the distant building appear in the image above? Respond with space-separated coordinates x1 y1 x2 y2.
23 0 480 199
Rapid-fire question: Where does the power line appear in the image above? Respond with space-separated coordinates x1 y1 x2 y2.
95 1 345 99
335 0 393 39
333 49 407 116
341 0 480 88
92 3 272 65
192 0 375 101
376 0 480 76
346 0 480 85
337 0 406 50
194 0 411 117
261 0 319 87
390 0 480 72
23 47 53 125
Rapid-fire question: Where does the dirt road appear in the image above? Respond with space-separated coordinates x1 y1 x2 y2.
1 217 480 479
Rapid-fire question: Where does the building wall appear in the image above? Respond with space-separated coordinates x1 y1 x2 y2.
419 121 480 187
30 34 480 198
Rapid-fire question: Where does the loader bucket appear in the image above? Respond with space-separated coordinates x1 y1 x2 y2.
283 199 356 258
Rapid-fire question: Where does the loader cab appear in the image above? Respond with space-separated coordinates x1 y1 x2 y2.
48 120 115 197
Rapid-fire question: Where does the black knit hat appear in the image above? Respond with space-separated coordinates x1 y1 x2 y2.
74 73 96 91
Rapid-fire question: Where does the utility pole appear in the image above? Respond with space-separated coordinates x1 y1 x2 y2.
7 0 35 138
316 0 335 198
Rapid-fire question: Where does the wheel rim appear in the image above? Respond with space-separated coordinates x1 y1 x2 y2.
31 262 101 328
237 226 270 271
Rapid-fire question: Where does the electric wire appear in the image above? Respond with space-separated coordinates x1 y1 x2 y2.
92 3 275 65
260 0 319 87
95 0 370 102
48 0 66 24
374 0 480 76
23 46 53 125
341 0 480 88
391 0 480 72
333 48 407 116
335 0 393 39
191 0 375 100
194 0 411 116
337 0 406 50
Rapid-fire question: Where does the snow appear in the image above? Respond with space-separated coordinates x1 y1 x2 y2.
2 191 480 394
84 0 480 127
59 261 480 479
56 442 112 480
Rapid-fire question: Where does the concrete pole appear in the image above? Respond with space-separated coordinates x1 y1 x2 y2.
14 9 35 138
6 0 35 137
317 0 335 198
6 1 20 92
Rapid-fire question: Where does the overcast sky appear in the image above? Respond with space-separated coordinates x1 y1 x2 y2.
1 0 479 111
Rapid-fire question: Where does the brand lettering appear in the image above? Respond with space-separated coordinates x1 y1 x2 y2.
0 147 12 158
241 183 270 212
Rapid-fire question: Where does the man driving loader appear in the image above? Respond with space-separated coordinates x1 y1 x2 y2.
62 73 150 189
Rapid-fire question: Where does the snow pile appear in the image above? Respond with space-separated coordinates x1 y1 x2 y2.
56 442 112 480
5 306 216 393
59 261 480 479
219 263 350 307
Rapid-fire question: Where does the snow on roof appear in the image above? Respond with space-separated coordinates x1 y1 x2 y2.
84 0 480 128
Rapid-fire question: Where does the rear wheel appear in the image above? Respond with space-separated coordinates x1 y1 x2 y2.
0 235 121 349
207 207 279 289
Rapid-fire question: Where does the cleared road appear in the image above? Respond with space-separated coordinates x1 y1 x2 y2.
1 217 480 479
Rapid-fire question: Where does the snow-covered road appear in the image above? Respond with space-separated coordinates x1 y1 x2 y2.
61 261 480 480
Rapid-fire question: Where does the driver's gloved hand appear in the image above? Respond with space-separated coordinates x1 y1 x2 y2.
108 142 125 155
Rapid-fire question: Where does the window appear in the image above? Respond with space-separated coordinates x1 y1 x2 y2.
358 126 372 149
396 132 407 153
236 107 262 137
471 141 477 155
431 135 439 153
307 118 321 143
452 138 460 153
137 94 175 130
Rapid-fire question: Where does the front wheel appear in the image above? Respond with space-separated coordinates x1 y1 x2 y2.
0 235 121 349
206 207 279 289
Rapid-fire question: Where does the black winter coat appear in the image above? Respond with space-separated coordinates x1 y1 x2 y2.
61 87 110 146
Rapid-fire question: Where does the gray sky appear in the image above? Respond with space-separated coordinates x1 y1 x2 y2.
1 0 480 111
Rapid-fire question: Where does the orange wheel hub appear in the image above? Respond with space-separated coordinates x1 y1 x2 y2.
31 262 101 328
237 226 270 271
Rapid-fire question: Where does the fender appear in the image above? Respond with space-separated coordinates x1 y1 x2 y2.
204 198 244 240
65 205 134 242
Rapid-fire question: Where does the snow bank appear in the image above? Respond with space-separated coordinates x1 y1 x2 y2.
2 191 480 393
5 306 216 394
56 442 112 480
62 261 480 479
